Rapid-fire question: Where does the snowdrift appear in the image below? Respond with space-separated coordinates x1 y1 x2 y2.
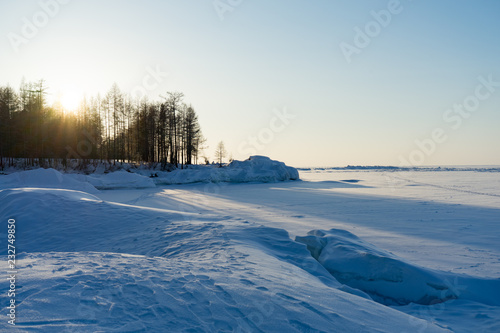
296 229 500 307
226 155 299 182
0 188 446 332
154 156 300 184
85 170 156 189
0 168 99 194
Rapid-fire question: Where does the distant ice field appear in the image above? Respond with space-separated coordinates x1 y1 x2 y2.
299 167 500 208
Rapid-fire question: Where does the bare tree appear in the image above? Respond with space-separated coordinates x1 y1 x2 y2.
183 105 201 165
161 91 184 166
215 141 227 167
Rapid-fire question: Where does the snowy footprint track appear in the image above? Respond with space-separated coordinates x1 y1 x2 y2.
390 174 500 198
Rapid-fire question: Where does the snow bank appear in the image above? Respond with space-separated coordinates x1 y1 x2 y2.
296 229 500 307
0 156 298 189
155 156 299 184
85 170 156 189
0 168 99 194
0 188 100 204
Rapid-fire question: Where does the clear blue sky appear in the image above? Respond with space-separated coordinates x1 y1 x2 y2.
1 0 499 167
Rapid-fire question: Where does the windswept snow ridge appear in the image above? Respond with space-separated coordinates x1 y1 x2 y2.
0 168 99 193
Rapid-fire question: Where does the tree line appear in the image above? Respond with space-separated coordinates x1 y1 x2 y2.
0 80 206 169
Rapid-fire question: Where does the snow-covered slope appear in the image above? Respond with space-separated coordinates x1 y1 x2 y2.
1 166 499 332
0 168 98 193
93 169 499 332
0 188 446 332
85 170 156 189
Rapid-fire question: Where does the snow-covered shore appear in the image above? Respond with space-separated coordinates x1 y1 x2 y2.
0 156 299 191
1 160 499 332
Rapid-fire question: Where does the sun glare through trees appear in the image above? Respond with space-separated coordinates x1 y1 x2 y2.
0 79 206 169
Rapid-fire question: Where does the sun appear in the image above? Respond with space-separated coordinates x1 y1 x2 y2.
59 88 82 112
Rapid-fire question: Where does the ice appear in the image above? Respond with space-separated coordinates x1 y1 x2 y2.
298 165 500 172
154 156 300 184
225 155 299 182
296 229 500 306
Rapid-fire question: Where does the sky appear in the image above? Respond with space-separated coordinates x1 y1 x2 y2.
0 0 499 167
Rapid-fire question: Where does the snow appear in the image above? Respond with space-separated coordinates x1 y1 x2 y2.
296 229 500 307
0 156 299 191
84 170 156 190
0 187 443 332
225 155 299 182
1 162 499 332
0 168 99 194
152 155 300 184
298 165 500 172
